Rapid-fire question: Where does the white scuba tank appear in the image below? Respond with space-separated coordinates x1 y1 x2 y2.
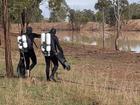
41 33 46 52
22 35 28 49
17 35 28 51
17 36 22 49
41 33 51 56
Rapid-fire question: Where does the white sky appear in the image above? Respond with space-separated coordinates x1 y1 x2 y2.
40 0 140 18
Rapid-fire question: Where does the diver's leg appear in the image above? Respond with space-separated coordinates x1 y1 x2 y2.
24 52 30 77
45 57 51 81
29 49 37 71
50 56 59 81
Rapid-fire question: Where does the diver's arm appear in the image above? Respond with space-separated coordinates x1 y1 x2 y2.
55 36 63 54
32 33 41 38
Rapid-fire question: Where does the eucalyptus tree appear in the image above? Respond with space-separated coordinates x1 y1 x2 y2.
68 9 95 31
48 0 69 22
129 3 140 19
0 0 2 46
8 0 43 23
95 0 112 49
112 0 129 50
2 0 14 77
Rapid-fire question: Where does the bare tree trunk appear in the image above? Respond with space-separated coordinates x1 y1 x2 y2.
114 0 120 50
71 30 74 43
0 24 1 46
2 0 14 77
70 17 75 43
0 33 1 46
102 9 105 49
115 23 119 50
72 21 74 42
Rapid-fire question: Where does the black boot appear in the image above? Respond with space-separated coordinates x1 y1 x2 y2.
47 77 51 81
50 75 57 82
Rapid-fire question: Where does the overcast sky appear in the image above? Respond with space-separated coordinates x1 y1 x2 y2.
40 0 140 18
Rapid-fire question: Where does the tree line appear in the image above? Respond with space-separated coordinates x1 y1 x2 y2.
0 0 43 23
0 0 140 24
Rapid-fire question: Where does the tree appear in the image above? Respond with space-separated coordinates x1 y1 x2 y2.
0 0 43 23
48 0 69 22
0 0 2 22
95 0 111 49
68 9 95 31
0 0 2 46
83 9 96 22
73 10 84 31
69 9 75 31
113 0 129 50
95 11 102 23
106 7 116 26
2 0 14 77
129 3 140 19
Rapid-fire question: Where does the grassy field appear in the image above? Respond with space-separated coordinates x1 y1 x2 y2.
0 42 140 105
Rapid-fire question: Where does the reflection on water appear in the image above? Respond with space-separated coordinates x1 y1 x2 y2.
63 36 71 42
57 31 140 53
131 46 140 53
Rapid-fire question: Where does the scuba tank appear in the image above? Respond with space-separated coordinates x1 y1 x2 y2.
17 36 22 49
17 35 28 78
41 33 51 56
17 34 28 52
41 31 71 71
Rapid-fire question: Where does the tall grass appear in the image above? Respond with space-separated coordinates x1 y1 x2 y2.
0 47 139 105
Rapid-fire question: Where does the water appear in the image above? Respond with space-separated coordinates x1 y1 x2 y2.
57 31 140 53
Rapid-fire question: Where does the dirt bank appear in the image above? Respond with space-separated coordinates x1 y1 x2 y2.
9 19 140 33
63 43 140 81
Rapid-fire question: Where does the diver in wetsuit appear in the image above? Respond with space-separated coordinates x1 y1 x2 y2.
43 28 70 81
23 26 40 77
44 28 62 81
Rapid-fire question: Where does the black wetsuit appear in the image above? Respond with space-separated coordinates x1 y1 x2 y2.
24 33 40 71
45 34 63 81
